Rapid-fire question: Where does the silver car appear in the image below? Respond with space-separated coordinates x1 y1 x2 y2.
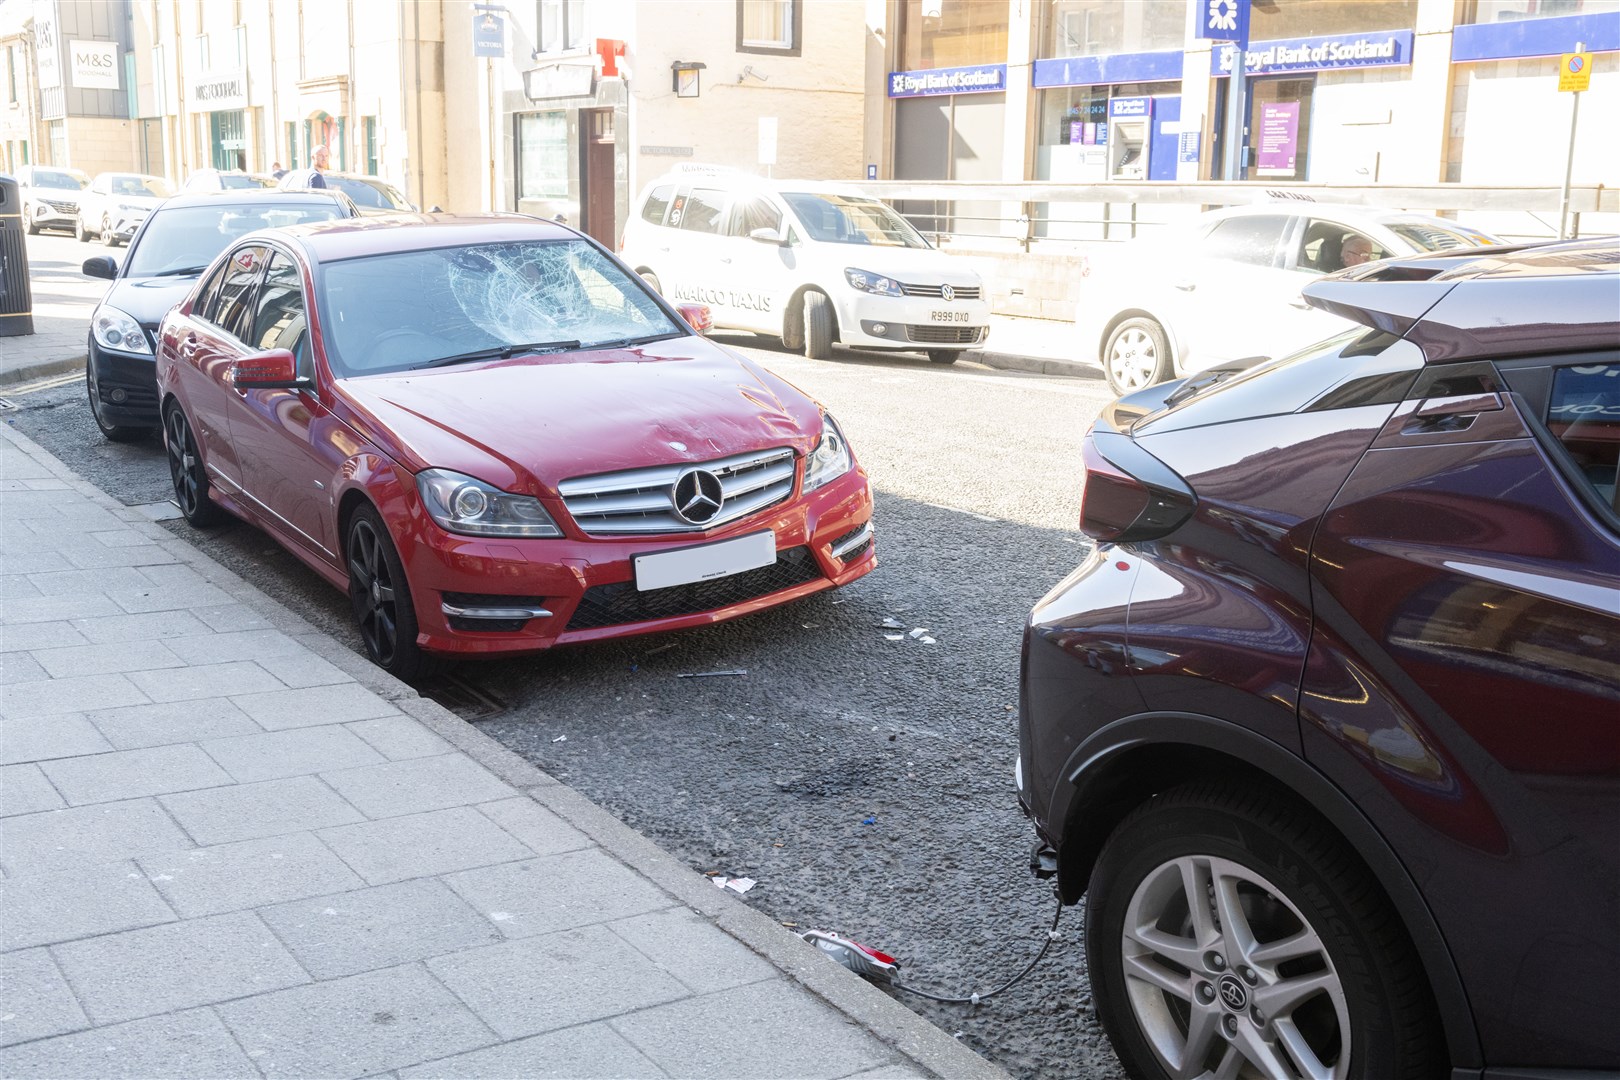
16 165 91 235
1077 203 1500 395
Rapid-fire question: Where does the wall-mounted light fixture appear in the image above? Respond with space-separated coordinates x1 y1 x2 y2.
671 60 706 98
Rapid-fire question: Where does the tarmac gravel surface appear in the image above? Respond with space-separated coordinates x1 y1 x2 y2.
5 336 1129 1080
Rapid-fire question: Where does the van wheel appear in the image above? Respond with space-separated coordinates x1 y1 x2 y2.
803 292 834 360
1086 781 1442 1080
926 349 960 365
1104 317 1170 396
640 271 661 294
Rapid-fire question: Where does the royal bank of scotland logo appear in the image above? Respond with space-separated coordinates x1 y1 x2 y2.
1207 0 1238 32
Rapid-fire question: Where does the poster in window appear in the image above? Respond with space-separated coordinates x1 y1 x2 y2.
1256 102 1300 177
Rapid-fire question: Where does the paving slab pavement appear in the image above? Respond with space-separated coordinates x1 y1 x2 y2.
0 423 1007 1080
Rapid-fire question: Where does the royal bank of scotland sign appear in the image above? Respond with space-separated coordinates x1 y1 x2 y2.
1198 0 1250 46
887 64 1007 98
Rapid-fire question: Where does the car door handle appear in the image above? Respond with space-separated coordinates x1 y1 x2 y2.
1173 282 1196 292
1403 392 1504 434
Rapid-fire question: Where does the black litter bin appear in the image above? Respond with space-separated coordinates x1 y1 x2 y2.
0 174 35 337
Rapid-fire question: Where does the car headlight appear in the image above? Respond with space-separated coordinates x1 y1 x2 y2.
802 413 853 493
415 469 563 538
90 305 152 355
844 268 904 297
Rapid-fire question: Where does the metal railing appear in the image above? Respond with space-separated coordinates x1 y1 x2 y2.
839 181 1617 249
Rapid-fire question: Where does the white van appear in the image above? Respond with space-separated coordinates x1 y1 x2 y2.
620 166 990 364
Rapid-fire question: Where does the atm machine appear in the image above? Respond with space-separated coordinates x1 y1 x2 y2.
1108 97 1152 181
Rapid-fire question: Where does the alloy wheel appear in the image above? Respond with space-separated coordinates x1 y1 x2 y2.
1120 854 1351 1080
348 518 399 666
1110 327 1159 392
164 408 204 518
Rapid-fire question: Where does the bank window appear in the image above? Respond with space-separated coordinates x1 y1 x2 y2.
738 0 798 53
1250 0 1415 38
1462 0 1619 23
537 0 584 53
728 196 782 237
897 0 1010 71
677 188 727 234
1203 215 1289 268
516 111 568 199
1043 0 1184 59
641 184 674 226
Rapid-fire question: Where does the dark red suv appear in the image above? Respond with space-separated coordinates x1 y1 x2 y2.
1018 240 1618 1080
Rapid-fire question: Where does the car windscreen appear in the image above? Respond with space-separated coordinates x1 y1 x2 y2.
1385 222 1494 252
329 177 408 209
32 169 87 190
124 203 345 277
780 193 931 249
111 175 175 198
318 239 685 377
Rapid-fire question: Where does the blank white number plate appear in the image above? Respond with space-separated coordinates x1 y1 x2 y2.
634 530 777 592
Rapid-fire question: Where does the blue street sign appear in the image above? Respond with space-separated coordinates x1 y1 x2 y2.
1197 0 1250 47
472 11 505 58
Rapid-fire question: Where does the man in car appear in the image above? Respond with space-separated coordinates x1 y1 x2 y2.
1341 234 1376 267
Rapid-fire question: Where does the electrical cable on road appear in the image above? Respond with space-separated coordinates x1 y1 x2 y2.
804 884 1066 1006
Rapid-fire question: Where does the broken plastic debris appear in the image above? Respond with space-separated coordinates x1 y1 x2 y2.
920 636 936 645
878 617 905 629
710 875 757 894
490 911 513 921
677 669 748 678
831 599 846 605
862 815 877 825
884 634 905 642
908 628 929 639
552 734 567 743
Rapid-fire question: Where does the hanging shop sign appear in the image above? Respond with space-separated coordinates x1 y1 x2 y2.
1215 30 1414 76
472 10 505 58
189 71 247 111
33 1 61 90
525 62 595 100
69 39 119 90
887 64 1007 98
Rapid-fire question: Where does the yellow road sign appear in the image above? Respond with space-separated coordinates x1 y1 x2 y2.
1559 52 1591 93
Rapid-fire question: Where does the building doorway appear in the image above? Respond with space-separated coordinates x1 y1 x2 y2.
210 110 247 171
580 107 615 247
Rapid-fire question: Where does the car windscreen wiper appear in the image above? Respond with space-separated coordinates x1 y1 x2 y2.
580 331 686 351
419 340 582 369
150 264 213 277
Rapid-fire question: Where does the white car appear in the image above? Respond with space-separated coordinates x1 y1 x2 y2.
16 165 90 235
1078 203 1500 395
621 167 990 364
76 172 175 246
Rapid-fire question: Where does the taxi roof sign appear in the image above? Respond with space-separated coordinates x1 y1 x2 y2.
1559 52 1591 93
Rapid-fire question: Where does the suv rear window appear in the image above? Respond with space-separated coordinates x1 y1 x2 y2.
641 184 674 226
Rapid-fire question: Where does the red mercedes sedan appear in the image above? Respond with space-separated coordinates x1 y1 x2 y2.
154 215 876 677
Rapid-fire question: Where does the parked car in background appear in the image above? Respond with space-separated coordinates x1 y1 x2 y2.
1021 239 1618 1078
155 215 876 677
16 165 91 235
277 169 415 214
1077 202 1500 394
76 172 176 246
81 189 359 441
621 165 989 365
179 169 278 193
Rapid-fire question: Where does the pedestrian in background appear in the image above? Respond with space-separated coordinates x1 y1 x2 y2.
271 161 287 180
281 146 330 189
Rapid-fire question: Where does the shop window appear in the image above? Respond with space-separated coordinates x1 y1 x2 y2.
363 117 378 175
285 122 298 169
6 45 17 103
1043 0 1184 58
1245 76 1314 181
537 0 585 53
1250 0 1416 39
896 0 1009 71
1202 215 1291 267
1461 0 1619 22
738 0 800 54
516 111 569 199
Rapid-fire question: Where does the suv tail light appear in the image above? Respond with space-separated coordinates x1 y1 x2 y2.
1079 429 1196 542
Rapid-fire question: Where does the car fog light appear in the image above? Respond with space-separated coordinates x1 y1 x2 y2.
110 388 129 403
871 323 887 335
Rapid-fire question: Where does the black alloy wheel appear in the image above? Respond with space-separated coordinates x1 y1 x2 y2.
87 365 151 443
346 504 436 681
163 403 226 527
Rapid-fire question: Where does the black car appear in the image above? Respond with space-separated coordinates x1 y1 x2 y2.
1018 240 1619 1079
82 189 359 440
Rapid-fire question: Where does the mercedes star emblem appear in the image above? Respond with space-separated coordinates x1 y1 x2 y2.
671 468 725 525
941 284 956 302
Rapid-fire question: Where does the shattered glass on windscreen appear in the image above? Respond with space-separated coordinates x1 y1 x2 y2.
321 239 679 376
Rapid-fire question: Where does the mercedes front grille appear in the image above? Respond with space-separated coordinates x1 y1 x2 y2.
559 446 796 536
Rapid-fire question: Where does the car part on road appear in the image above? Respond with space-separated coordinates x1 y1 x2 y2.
804 291 834 360
1104 317 1170 396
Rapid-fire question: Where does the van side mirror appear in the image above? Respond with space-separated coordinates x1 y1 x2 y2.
82 256 118 280
749 227 785 246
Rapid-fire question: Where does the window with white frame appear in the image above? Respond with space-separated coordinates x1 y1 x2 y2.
536 0 585 53
738 0 798 53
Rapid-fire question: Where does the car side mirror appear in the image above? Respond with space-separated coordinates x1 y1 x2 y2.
229 349 309 390
82 256 118 280
749 227 785 246
676 303 712 336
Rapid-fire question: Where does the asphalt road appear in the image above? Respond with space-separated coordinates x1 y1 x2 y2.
4 336 1128 1080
